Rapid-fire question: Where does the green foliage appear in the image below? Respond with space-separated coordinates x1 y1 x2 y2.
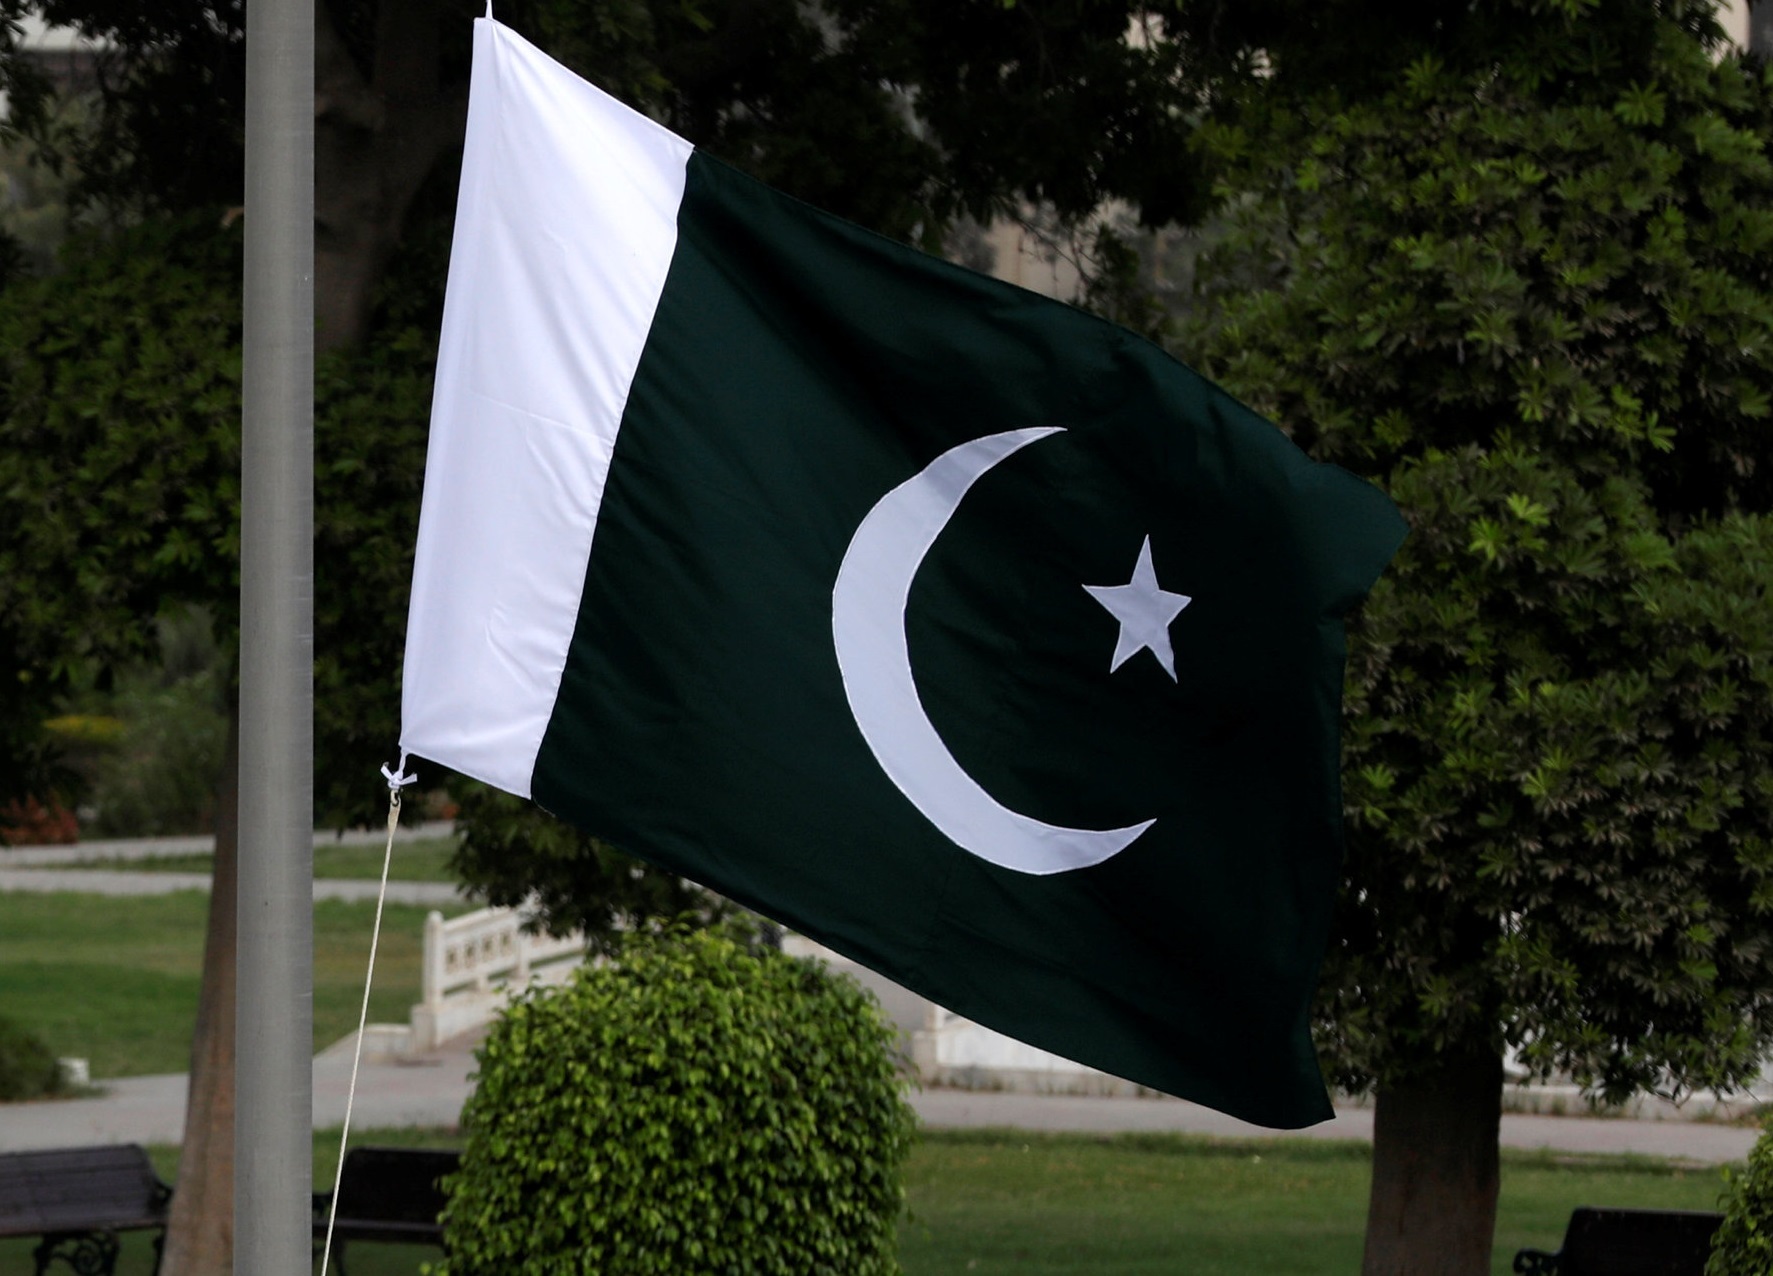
9 0 1213 251
1195 13 1773 509
0 0 246 218
310 312 436 826
438 928 916 1275
0 1015 65 1102
446 783 737 950
816 0 1213 234
57 605 229 837
0 213 239 827
9 0 1735 259
1710 1119 1773 1274
0 213 242 682
0 95 87 280
77 671 224 836
1188 4 1773 1100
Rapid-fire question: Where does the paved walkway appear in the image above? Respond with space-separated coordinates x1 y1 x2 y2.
0 823 466 904
1 1033 1759 1162
0 821 458 866
0 865 463 904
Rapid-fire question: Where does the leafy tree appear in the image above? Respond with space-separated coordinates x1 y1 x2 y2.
1186 4 1773 1272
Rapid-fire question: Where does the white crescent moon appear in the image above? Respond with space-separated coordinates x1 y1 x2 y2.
832 426 1155 876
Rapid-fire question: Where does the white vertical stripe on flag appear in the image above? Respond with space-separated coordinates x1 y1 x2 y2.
400 19 694 794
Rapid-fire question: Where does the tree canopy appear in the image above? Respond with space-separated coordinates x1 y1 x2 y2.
1186 3 1773 1269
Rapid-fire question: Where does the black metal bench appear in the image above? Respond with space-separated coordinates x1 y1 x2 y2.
0 1144 171 1276
1513 1206 1725 1275
312 1146 460 1275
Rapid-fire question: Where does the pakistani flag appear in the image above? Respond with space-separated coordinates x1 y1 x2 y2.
400 17 1406 1129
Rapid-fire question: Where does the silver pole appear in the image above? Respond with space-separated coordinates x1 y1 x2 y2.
238 0 313 1267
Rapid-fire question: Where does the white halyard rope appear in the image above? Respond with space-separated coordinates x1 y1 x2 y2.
318 756 416 1276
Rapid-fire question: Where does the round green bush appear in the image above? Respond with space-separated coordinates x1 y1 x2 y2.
1710 1116 1773 1275
0 1016 65 1102
439 927 916 1274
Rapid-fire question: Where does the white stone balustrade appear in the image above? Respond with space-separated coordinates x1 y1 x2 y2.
407 905 588 1051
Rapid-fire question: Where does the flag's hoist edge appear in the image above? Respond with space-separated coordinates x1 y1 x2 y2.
401 17 693 795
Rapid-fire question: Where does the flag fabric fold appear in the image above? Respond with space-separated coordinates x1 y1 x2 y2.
401 17 1407 1129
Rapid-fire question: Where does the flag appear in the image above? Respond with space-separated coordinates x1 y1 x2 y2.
400 17 1406 1129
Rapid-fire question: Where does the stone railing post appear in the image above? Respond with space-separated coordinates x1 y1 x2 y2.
421 909 446 1009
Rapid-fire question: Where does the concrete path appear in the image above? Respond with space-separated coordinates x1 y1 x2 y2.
1 1037 1759 1163
0 1051 480 1152
1 821 457 866
913 1090 1761 1164
0 866 464 904
0 822 466 904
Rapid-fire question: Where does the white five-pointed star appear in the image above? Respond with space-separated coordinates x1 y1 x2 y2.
1082 536 1191 681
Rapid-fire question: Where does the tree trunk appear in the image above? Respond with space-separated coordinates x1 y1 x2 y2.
1361 1047 1504 1276
160 710 240 1276
314 0 465 354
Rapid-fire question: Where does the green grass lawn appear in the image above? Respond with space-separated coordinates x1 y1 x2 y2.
0 891 470 1076
0 1127 1732 1275
899 1130 1728 1275
44 836 461 882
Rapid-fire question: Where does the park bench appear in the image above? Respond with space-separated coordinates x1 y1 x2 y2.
312 1145 460 1275
1512 1206 1725 1275
0 1144 171 1276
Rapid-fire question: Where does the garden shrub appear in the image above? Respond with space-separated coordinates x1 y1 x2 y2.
438 927 916 1275
1710 1117 1773 1275
0 795 78 845
0 1016 65 1101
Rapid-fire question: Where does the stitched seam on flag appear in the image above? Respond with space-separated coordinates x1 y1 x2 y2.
457 386 618 442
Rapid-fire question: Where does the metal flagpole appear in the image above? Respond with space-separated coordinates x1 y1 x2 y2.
238 0 314 1267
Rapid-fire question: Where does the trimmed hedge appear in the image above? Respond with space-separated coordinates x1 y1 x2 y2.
438 927 916 1274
